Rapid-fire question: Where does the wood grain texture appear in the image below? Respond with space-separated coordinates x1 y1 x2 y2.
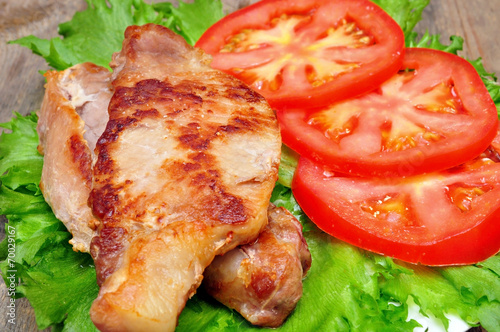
0 0 87 124
418 0 500 74
0 0 498 331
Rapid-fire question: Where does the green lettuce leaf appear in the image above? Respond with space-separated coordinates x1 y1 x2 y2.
9 0 223 70
153 0 225 46
0 114 98 331
469 58 500 114
11 0 161 70
371 0 430 39
406 32 464 54
276 145 299 188
0 112 43 190
17 241 98 331
2 0 500 331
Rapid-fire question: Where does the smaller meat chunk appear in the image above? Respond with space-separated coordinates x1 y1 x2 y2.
37 62 112 252
203 203 312 327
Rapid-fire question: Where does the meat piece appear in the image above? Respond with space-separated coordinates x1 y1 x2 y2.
37 62 111 252
38 59 309 329
203 203 311 327
88 24 281 331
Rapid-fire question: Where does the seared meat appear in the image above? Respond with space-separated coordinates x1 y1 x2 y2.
88 24 281 331
38 58 310 331
203 203 311 327
37 62 111 252
36 24 310 331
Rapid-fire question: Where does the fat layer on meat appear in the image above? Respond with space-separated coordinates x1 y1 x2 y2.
88 24 281 331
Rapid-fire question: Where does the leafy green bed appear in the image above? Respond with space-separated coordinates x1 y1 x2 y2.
1 0 499 331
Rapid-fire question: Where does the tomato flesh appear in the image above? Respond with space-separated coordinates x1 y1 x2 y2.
279 48 499 177
196 0 405 109
292 154 500 265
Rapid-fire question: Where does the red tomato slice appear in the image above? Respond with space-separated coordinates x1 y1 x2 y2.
195 0 404 109
292 152 500 265
279 48 498 177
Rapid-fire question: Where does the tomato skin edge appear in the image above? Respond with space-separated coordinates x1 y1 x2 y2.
272 48 404 110
292 157 500 266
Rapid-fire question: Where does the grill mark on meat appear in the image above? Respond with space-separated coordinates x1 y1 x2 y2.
97 117 138 145
93 149 114 176
69 134 92 184
91 226 127 286
112 81 171 108
226 83 266 103
113 79 203 111
251 269 277 300
177 132 208 150
179 114 265 151
133 108 160 119
217 125 240 134
211 191 247 224
216 116 256 135
91 177 145 224
182 162 201 172
167 152 249 225
191 172 217 188
94 116 138 178
166 109 183 117
90 183 121 220
175 80 209 94
190 152 210 163
232 116 256 129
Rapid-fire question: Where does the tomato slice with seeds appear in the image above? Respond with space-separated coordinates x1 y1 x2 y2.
292 150 500 265
279 48 499 177
195 0 405 109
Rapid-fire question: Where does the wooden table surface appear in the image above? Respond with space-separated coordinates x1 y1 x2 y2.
0 0 498 331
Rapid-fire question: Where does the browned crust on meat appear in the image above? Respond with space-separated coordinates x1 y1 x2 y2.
91 73 277 229
90 226 128 286
69 134 93 185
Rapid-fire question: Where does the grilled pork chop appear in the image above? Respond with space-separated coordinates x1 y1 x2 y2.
88 24 281 331
203 203 311 327
38 56 311 330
